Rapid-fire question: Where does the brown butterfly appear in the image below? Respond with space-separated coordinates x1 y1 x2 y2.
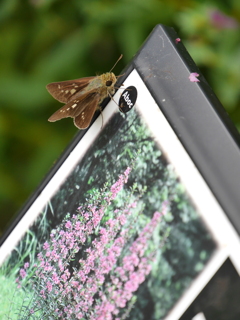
46 55 123 129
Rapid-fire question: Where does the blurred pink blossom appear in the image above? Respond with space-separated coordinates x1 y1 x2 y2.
209 9 239 29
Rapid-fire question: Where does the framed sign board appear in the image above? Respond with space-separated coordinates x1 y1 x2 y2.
1 25 240 320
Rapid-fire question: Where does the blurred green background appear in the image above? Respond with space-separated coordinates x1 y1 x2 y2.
0 0 240 236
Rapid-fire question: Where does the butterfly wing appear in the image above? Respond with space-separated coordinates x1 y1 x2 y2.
46 77 95 103
74 96 100 129
48 92 100 122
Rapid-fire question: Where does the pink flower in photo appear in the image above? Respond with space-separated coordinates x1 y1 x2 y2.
14 163 170 320
175 37 181 43
189 72 200 82
110 166 131 200
46 281 53 292
43 242 50 250
19 268 26 279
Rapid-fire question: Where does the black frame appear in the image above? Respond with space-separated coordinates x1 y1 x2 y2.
131 25 240 234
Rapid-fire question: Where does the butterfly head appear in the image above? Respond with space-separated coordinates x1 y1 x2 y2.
98 72 117 97
103 72 117 87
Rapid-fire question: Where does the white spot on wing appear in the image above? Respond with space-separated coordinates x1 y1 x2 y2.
70 89 76 94
72 103 77 108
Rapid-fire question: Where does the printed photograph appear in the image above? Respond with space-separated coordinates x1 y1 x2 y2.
0 107 217 320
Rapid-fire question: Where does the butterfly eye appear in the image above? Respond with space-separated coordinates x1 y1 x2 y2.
106 80 112 87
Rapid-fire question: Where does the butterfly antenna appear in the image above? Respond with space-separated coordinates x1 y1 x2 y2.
109 54 123 72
